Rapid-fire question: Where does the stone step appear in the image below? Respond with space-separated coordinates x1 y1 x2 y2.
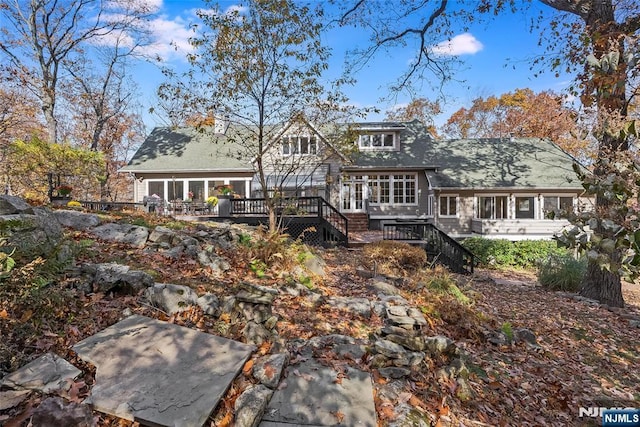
260 358 377 427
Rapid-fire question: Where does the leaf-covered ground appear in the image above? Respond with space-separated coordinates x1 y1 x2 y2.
1 216 639 426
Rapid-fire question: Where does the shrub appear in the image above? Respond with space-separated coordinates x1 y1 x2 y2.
424 266 471 305
66 200 82 208
462 237 568 269
537 254 586 292
362 240 427 276
501 322 514 341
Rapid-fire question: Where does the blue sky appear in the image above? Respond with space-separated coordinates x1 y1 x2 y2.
133 1 573 130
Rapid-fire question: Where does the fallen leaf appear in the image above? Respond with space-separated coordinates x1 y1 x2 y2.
396 392 412 404
409 394 428 410
332 410 345 423
217 411 233 427
258 341 272 355
372 370 388 385
20 309 33 322
0 309 8 319
378 403 396 420
437 396 449 416
242 359 254 375
4 399 37 427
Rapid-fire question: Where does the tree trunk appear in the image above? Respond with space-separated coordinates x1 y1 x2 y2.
268 207 277 233
576 0 627 308
580 259 624 307
41 86 58 144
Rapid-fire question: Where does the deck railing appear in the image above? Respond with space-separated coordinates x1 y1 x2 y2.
231 197 348 246
383 221 474 274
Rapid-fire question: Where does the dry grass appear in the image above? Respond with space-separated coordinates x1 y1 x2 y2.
361 240 427 277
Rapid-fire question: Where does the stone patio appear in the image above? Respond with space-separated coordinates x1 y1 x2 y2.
72 315 255 427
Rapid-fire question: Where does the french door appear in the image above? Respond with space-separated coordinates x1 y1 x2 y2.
341 176 366 212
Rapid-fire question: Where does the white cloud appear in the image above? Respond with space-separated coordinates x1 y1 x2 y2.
139 16 195 61
431 33 483 56
106 0 163 14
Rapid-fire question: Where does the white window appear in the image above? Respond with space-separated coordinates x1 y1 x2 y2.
282 135 317 156
365 174 416 205
477 195 508 219
358 133 395 150
148 181 165 199
439 195 458 217
393 174 416 204
515 196 535 219
543 196 574 219
367 174 390 204
427 195 434 217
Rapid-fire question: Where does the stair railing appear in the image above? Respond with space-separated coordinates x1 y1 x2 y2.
382 221 474 274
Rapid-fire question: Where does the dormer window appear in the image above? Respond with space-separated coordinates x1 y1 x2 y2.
282 135 317 156
358 132 396 150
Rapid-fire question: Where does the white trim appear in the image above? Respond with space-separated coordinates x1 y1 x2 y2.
513 194 538 220
357 132 398 151
120 168 254 173
475 193 510 220
438 194 459 218
426 194 434 218
139 177 253 202
541 193 577 218
281 134 319 156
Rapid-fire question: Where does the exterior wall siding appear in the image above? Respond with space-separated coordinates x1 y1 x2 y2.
434 190 475 235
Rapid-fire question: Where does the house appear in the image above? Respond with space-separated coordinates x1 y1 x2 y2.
342 120 589 239
120 126 255 205
121 119 588 240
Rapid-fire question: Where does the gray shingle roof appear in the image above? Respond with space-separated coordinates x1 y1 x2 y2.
347 120 584 190
123 121 584 191
120 127 254 173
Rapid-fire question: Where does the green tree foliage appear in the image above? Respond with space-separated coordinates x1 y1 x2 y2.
7 137 105 202
557 150 640 290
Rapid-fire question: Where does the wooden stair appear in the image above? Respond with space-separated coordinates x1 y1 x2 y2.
344 212 369 232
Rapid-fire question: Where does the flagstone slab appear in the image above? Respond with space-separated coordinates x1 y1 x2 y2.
260 422 324 427
73 315 254 427
262 358 376 426
1 352 80 394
